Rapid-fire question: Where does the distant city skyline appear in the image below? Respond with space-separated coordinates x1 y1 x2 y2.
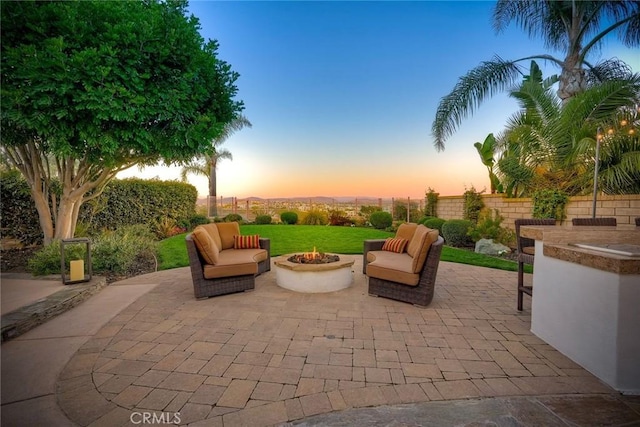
118 1 639 199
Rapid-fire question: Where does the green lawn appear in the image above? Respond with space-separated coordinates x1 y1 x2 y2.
157 224 528 273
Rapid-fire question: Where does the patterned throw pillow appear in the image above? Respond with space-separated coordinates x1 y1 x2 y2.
381 237 408 253
233 234 261 249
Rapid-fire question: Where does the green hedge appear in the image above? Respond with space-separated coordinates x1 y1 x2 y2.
0 170 43 245
1 173 199 243
80 178 197 231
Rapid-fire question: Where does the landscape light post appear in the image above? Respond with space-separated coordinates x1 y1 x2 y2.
592 128 602 218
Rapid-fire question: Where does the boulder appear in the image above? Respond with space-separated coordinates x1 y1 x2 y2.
475 238 511 256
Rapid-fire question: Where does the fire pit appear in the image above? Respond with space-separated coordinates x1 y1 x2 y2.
286 247 340 264
274 248 354 293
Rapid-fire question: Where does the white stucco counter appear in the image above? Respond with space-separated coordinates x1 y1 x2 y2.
521 225 640 394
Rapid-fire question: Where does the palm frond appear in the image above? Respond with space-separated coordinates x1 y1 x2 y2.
599 143 640 194
586 58 634 85
179 161 208 182
212 114 252 146
493 0 568 51
214 148 233 163
431 56 523 150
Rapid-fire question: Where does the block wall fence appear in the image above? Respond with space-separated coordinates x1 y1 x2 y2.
436 194 640 229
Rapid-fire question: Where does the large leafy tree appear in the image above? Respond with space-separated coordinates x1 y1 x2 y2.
432 0 640 150
1 0 243 244
181 115 252 217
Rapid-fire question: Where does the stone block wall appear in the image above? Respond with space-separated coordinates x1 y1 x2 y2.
437 194 640 229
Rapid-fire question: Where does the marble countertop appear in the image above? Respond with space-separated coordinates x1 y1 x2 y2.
521 225 640 275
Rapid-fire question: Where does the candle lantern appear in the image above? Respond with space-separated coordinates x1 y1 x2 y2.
61 238 92 284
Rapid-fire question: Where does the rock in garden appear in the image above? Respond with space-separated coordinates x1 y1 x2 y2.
475 238 511 256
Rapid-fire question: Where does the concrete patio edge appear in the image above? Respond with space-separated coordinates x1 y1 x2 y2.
1 276 108 342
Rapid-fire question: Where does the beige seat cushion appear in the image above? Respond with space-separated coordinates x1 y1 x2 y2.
191 227 219 265
396 223 418 242
203 249 266 279
366 251 419 286
407 225 439 273
522 246 535 255
216 222 241 250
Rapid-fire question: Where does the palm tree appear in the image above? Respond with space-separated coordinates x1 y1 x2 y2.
496 61 563 196
432 0 640 150
181 115 252 217
496 61 640 196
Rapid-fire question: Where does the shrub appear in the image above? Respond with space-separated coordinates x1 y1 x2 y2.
532 189 568 221
154 217 186 239
468 209 514 246
328 210 351 226
280 211 298 225
418 216 435 225
301 209 328 225
463 185 485 224
28 240 85 276
359 205 381 223
255 214 272 225
393 200 422 222
223 213 244 223
441 219 474 247
188 214 209 229
425 188 438 217
92 225 157 274
28 225 158 276
424 218 446 233
370 211 393 229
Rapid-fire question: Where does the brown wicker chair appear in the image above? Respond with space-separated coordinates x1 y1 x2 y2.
185 233 270 299
636 217 640 227
515 218 556 311
365 236 444 307
572 217 617 226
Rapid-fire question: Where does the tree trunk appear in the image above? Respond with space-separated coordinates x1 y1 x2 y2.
208 162 218 217
53 195 83 240
29 186 55 245
558 53 587 103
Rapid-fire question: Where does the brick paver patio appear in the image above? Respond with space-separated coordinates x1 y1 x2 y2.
56 256 617 426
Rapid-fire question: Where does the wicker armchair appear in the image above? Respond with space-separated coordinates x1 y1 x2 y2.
515 218 556 311
572 217 617 226
185 233 270 299
365 236 444 307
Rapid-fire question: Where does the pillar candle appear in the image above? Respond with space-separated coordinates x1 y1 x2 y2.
70 259 84 281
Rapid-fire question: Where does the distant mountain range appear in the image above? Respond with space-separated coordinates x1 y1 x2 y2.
198 196 413 204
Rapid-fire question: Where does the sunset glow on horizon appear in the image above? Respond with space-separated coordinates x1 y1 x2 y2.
118 1 638 201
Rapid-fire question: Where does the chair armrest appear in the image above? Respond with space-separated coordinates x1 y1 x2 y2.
259 238 271 257
363 239 386 273
364 239 386 252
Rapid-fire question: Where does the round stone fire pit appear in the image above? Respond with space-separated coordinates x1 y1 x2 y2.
274 254 354 293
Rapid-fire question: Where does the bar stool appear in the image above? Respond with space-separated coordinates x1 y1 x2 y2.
515 218 556 311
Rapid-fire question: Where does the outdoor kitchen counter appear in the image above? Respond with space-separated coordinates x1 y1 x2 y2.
520 225 640 275
520 224 640 395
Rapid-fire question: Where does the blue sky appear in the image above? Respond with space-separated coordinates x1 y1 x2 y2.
120 1 639 199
